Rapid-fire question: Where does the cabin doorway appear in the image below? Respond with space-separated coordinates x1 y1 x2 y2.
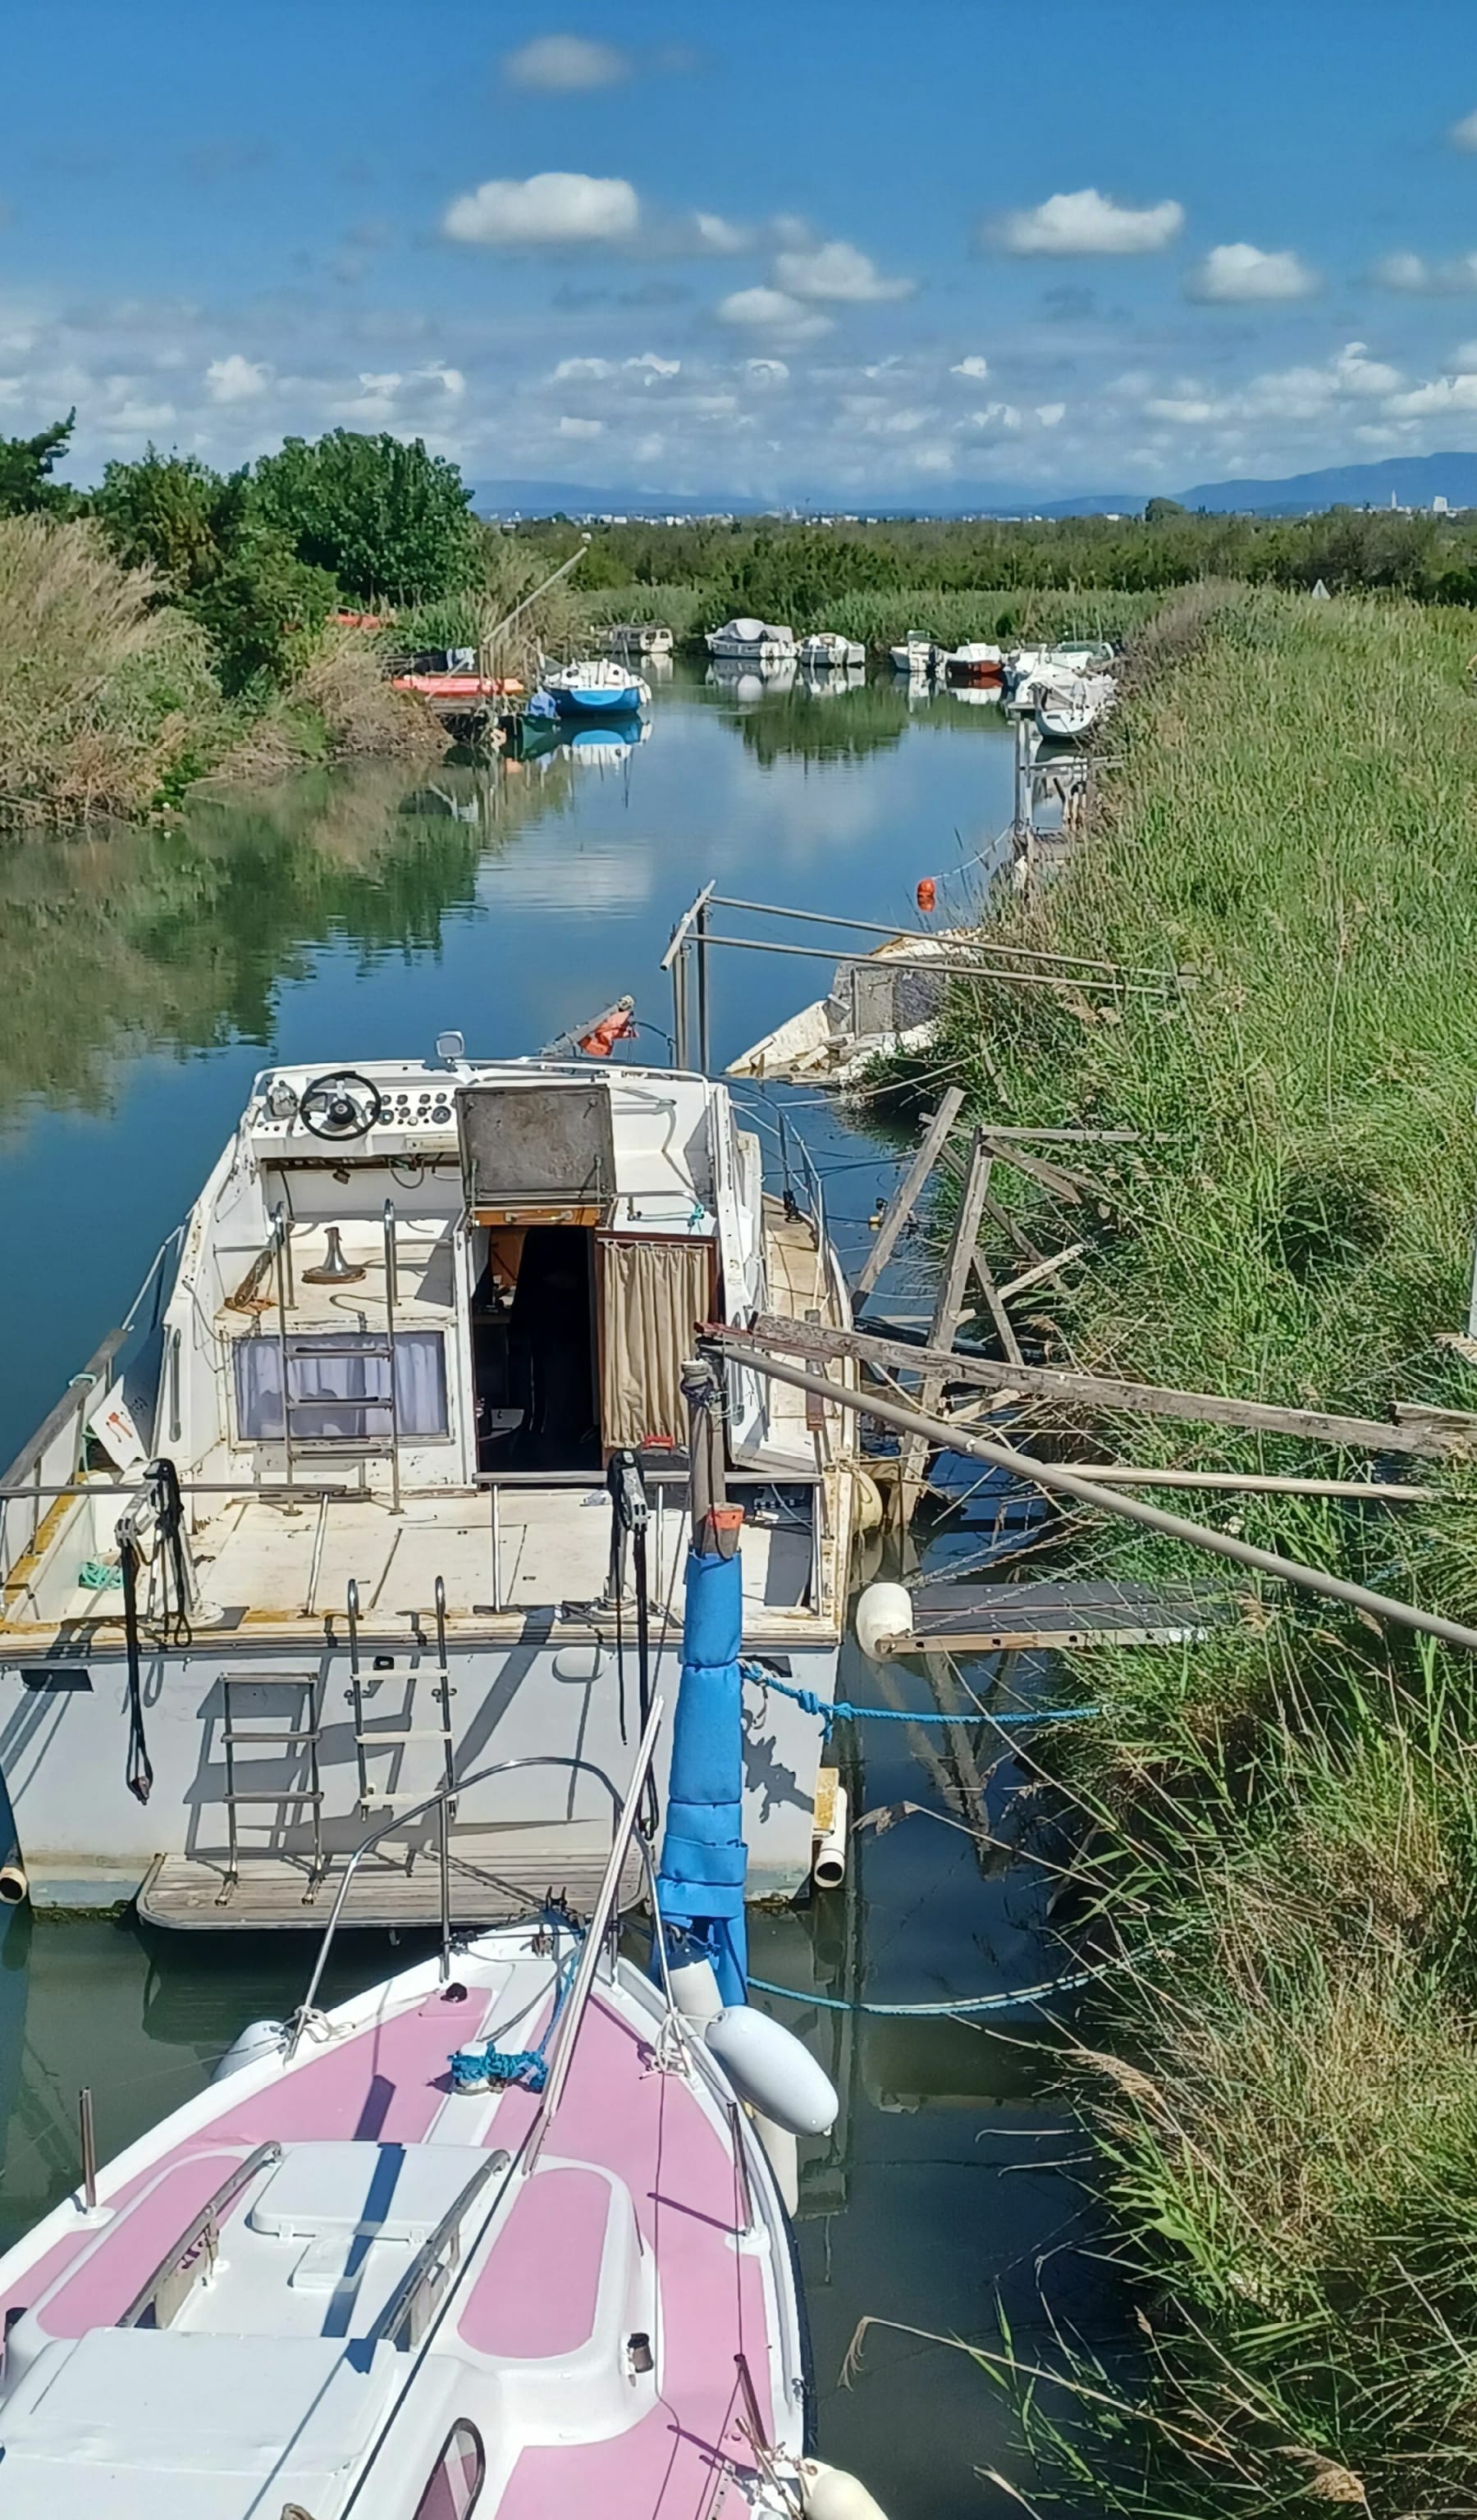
471 1223 600 1472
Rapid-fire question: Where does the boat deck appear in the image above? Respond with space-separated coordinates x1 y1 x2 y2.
139 1828 643 1931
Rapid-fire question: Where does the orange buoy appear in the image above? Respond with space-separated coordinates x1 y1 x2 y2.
916 876 937 913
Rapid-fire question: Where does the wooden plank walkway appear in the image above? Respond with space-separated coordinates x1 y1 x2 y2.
139 1835 642 1932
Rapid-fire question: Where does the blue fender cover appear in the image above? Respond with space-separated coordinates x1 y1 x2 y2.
654 1546 748 2006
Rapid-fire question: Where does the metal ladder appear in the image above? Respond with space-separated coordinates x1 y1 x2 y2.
272 1200 403 1510
218 1672 325 1900
345 1573 456 1819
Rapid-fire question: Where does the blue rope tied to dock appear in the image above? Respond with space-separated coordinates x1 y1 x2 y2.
740 1662 1099 1743
449 1938 582 2094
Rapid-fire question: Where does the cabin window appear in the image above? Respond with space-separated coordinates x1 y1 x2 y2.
411 2420 485 2520
232 1331 449 1442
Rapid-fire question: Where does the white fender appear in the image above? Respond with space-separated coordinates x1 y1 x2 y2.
705 2007 839 2138
211 2020 286 2082
855 1580 912 1660
752 2111 799 2215
800 2460 890 2520
669 1951 724 2025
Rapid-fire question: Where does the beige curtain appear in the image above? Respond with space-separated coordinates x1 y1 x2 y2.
600 1239 714 1449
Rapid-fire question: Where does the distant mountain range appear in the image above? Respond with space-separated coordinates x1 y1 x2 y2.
473 450 1477 524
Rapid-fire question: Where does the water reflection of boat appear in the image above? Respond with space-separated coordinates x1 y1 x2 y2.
941 683 1001 709
706 660 798 704
563 715 652 764
798 665 867 700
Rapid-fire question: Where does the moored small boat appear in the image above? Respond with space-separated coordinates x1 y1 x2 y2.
797 631 866 670
940 641 1004 686
603 623 674 658
706 617 797 664
1035 669 1117 742
536 659 652 719
888 632 940 677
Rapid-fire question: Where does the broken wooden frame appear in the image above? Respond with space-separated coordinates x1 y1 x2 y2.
701 1327 1477 1657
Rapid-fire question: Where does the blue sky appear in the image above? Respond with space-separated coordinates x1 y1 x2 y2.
6 0 1477 501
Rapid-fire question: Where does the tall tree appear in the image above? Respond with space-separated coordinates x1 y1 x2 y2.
0 412 78 516
250 431 476 601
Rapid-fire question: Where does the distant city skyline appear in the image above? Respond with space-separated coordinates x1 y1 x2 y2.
7 1 1477 500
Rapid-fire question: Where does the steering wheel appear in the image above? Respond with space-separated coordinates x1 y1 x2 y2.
298 1071 385 1142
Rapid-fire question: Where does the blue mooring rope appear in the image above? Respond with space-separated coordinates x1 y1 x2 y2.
448 1937 583 2094
741 1662 1099 1742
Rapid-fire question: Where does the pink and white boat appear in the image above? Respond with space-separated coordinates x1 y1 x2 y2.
0 1720 880 2520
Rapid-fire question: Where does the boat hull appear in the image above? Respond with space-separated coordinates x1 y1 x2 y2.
0 1626 836 1917
546 684 647 719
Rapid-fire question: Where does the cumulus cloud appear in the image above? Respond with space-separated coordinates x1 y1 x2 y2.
626 352 680 376
1371 249 1477 294
204 352 271 403
557 413 605 437
951 354 990 380
551 355 614 381
771 239 914 303
1036 401 1066 427
1334 342 1402 396
716 285 834 341
1384 370 1477 418
991 187 1183 256
442 172 639 248
1183 242 1320 303
693 212 751 254
744 357 789 382
503 34 629 90
1451 107 1477 149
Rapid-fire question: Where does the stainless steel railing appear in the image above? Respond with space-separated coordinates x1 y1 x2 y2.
117 2141 282 2330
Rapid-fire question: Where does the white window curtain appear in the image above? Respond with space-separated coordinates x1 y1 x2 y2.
234 1332 448 1441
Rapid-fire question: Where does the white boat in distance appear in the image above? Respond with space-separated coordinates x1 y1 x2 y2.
603 623 674 657
888 632 940 676
0 1048 854 1925
1036 670 1116 743
706 616 797 663
939 641 1004 686
797 632 866 670
1004 639 1115 709
535 659 652 719
0 1721 885 2519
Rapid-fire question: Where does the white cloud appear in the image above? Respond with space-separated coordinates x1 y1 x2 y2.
1454 340 1477 368
1334 342 1401 397
1184 242 1320 303
504 34 628 90
1451 107 1477 149
1036 401 1066 427
557 413 605 438
993 187 1184 256
551 355 614 381
716 285 833 341
1371 249 1477 294
951 354 990 380
961 402 1022 432
1144 395 1218 425
771 239 914 303
693 212 750 254
744 358 789 383
442 172 639 249
625 353 680 376
1384 370 1477 418
204 351 271 403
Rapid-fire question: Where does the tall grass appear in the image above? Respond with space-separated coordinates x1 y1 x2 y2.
0 518 223 823
213 622 441 784
933 588 1477 2510
580 582 1161 651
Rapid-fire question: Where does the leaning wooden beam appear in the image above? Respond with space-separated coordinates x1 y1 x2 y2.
699 1334 1477 1655
995 1243 1087 1304
853 1085 964 1299
1053 1466 1429 1501
899 1131 995 1518
969 1233 1025 1370
734 1313 1472 1463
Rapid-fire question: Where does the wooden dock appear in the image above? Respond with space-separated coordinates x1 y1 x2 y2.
900 1576 1229 1655
139 1832 642 1932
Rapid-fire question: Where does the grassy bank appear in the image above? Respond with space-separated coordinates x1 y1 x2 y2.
933 590 1477 2511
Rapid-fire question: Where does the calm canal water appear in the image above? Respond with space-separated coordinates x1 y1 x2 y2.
0 668 1109 2514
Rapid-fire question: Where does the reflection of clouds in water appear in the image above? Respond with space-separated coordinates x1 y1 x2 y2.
474 842 656 915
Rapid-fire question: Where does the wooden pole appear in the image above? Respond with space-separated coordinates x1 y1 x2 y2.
898 1131 995 1521
853 1086 965 1299
730 1312 1470 1464
699 1335 1477 1658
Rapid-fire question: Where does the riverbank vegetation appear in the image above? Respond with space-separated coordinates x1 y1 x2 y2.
930 587 1477 2511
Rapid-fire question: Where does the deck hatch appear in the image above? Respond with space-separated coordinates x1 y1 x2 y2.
457 1081 615 1217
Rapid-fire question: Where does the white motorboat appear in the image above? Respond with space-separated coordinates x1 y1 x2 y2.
0 1700 885 2520
705 617 797 664
888 633 939 677
939 641 1004 687
603 623 674 658
797 632 866 670
0 1043 855 1925
1035 669 1117 742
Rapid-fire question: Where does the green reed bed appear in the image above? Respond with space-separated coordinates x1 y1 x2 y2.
934 588 1477 2512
